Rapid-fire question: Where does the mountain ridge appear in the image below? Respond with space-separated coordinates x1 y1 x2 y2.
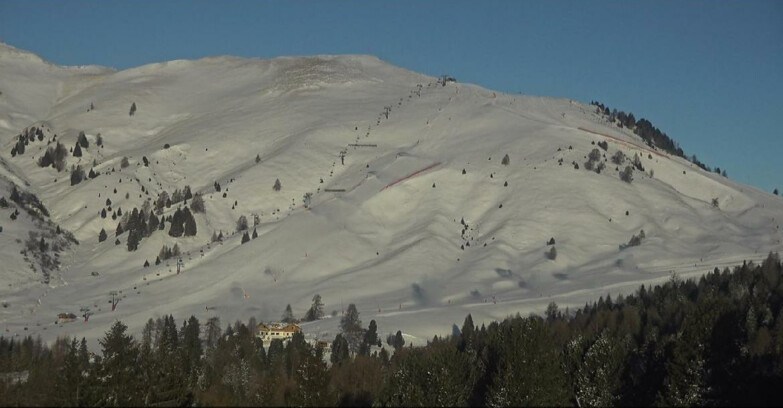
0 44 780 346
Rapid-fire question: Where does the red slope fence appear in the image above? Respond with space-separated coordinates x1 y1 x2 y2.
380 162 441 191
578 127 668 159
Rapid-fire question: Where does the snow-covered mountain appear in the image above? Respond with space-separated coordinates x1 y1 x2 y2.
1 42 781 346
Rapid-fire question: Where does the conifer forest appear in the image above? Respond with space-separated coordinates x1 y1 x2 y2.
1 254 782 406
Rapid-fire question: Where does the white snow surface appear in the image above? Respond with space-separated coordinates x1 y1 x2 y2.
1 42 782 348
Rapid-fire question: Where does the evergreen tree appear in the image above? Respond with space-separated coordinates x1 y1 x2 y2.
289 348 331 406
241 232 250 244
330 334 350 365
273 178 282 192
98 228 107 243
267 339 285 364
487 317 570 406
53 142 68 171
251 228 258 239
78 131 89 148
168 208 184 237
393 330 405 351
620 166 634 183
148 212 159 234
204 317 221 350
127 228 141 251
98 321 140 406
364 319 379 347
183 208 197 236
129 102 136 116
171 189 183 203
236 215 248 231
658 336 709 406
190 193 205 213
73 142 83 157
54 337 86 406
180 316 203 388
574 330 625 407
70 165 85 186
15 137 25 155
304 294 324 322
282 304 295 323
341 304 363 353
459 314 475 352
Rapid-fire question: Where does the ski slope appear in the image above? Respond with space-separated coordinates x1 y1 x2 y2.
1 42 781 347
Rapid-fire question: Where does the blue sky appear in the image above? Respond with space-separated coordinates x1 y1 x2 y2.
1 1 781 192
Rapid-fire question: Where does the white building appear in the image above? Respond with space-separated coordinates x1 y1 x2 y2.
256 322 301 344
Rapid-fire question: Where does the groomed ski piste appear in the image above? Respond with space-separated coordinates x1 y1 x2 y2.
1 42 782 348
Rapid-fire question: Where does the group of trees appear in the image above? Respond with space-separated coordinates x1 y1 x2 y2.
210 230 224 243
305 294 324 322
7 185 50 220
9 126 44 157
280 295 324 325
37 142 69 172
123 207 154 251
6 184 76 281
168 207 197 238
3 253 783 406
157 243 181 264
112 204 195 251
70 165 99 186
24 129 97 173
154 186 193 215
69 165 86 186
590 101 724 174
584 148 605 173
72 131 89 157
623 229 646 249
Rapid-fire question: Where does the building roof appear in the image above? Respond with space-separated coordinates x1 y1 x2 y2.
257 322 301 333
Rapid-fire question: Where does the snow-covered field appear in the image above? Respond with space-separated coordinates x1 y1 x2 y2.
1 42 781 348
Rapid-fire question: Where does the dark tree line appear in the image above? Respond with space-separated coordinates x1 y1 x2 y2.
590 101 720 173
2 253 782 406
